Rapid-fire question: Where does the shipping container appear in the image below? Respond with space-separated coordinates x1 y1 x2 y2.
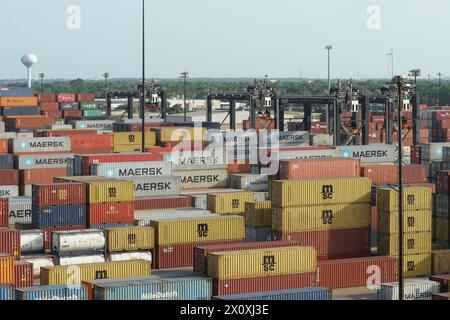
4 117 54 131
56 93 77 103
6 197 31 225
14 153 74 170
92 161 172 178
92 276 212 300
377 279 439 300
11 137 71 154
166 150 227 171
14 261 33 288
135 208 212 221
271 177 372 208
403 254 432 278
113 132 156 147
108 251 152 263
173 169 229 189
20 168 68 185
77 94 96 103
21 255 56 277
57 255 106 266
86 180 134 204
51 229 105 255
336 144 396 163
279 158 360 180
16 285 87 300
42 226 86 250
0 285 14 300
134 196 192 211
70 134 113 153
0 185 19 198
317 256 398 289
429 274 450 292
73 120 115 130
105 226 154 252
273 203 371 232
213 287 331 300
245 201 272 228
378 232 432 256
377 210 432 234
435 217 449 241
2 106 40 116
376 186 432 212
0 228 20 259
0 87 32 97
272 228 371 258
421 143 450 161
79 102 98 110
88 202 134 226
0 254 14 285
0 96 38 107
431 250 450 275
207 192 255 214
32 183 86 206
229 174 269 191
432 292 450 300
193 240 299 275
0 154 13 169
40 260 151 285
32 205 86 228
20 229 44 254
39 101 59 110
245 227 272 242
155 127 206 143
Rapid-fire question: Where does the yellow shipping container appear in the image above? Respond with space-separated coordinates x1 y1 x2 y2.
150 215 244 246
155 127 206 143
431 249 450 275
105 226 155 252
40 260 151 285
0 254 14 285
402 254 432 278
376 187 431 212
87 180 134 204
378 232 432 256
207 192 255 214
435 217 449 241
208 246 317 280
113 146 146 153
377 210 432 234
271 177 371 208
0 96 38 107
273 203 371 233
245 201 272 228
113 132 156 147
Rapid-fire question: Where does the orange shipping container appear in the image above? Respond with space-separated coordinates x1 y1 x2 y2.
20 168 68 185
70 134 113 151
278 158 361 180
228 163 252 174
0 140 7 153
0 96 38 107
4 117 54 130
39 102 59 111
0 254 14 285
361 164 397 185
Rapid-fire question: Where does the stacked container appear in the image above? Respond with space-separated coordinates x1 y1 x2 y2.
105 226 154 264
435 169 450 245
112 132 156 153
377 186 432 277
244 201 272 242
207 192 255 215
271 177 372 260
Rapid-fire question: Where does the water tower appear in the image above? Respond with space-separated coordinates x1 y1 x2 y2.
21 54 38 88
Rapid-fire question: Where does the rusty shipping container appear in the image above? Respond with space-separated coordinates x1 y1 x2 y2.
32 183 86 206
20 168 68 185
0 169 19 185
14 261 33 288
0 228 20 259
88 202 134 227
0 254 14 285
134 196 192 211
278 158 360 180
317 256 398 289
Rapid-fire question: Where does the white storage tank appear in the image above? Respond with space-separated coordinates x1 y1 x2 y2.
57 254 106 266
108 251 152 263
20 229 44 254
52 229 105 254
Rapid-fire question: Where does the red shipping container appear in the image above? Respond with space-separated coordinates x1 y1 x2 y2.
279 158 360 180
39 102 59 111
4 117 54 130
154 240 243 269
0 140 7 153
193 240 300 275
56 94 76 103
72 148 113 155
272 228 371 258
228 163 252 174
32 183 86 207
42 129 97 137
371 116 385 123
403 164 426 183
436 170 450 194
80 153 164 175
317 256 398 289
38 94 57 103
433 111 450 120
134 196 192 211
20 168 68 185
0 228 20 259
63 110 82 118
77 93 96 102
0 169 19 185
41 110 62 119
0 198 7 227
213 272 317 296
88 202 134 227
42 225 86 250
410 145 421 164
14 261 33 288
429 274 450 293
70 134 113 152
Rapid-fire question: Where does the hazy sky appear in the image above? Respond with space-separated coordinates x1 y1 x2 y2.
1 0 448 79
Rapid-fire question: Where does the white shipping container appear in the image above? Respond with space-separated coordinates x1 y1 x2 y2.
230 174 269 192
122 176 181 197
0 186 19 198
277 148 338 160
108 251 152 263
92 161 172 178
20 230 44 254
73 120 115 130
165 150 227 171
16 132 34 139
11 137 71 153
377 279 440 300
191 195 208 209
52 230 105 254
47 124 73 130
337 144 397 163
21 256 55 277
57 254 106 266
174 169 228 189
7 196 32 225
254 192 269 202
276 131 310 146
311 134 334 146
135 208 212 221
0 132 17 139
14 154 75 169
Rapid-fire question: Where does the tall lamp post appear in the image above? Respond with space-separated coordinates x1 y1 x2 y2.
38 73 45 94
180 70 189 122
437 72 442 107
325 45 332 93
409 69 421 85
141 0 146 153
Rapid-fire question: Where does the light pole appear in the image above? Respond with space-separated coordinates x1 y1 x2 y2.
386 48 394 79
325 45 332 93
408 69 421 85
427 74 431 106
141 0 146 153
180 70 189 122
102 72 109 89
38 73 45 94
437 73 442 107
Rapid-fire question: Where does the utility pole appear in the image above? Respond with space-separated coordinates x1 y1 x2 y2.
427 74 431 106
141 0 146 153
38 73 45 94
437 72 442 107
180 70 189 122
386 48 394 79
102 72 109 89
325 45 332 93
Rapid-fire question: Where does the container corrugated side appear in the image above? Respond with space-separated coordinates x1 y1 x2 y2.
134 196 192 210
0 186 19 198
124 176 181 198
40 260 151 285
278 158 360 180
0 228 20 259
273 203 371 232
14 261 33 288
377 232 432 255
245 201 272 228
87 180 134 204
377 279 440 300
105 226 155 252
32 205 86 228
14 154 75 169
32 183 86 206
207 192 255 214
431 249 450 275
173 169 229 189
213 287 331 300
15 285 87 300
155 127 206 142
209 246 317 280
92 161 172 178
0 284 14 300
113 132 156 147
3 196 31 225
151 215 244 245
336 144 396 163
377 210 432 234
11 137 71 153
0 254 14 285
73 120 115 130
271 177 371 207
377 186 432 211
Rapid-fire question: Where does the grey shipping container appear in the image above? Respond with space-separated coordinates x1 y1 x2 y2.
73 120 115 130
1 106 40 116
230 174 269 192
213 287 332 300
173 169 228 189
59 103 80 110
8 196 32 225
0 122 5 133
267 131 310 146
0 186 19 198
92 161 172 178
0 133 17 139
0 154 13 169
377 279 440 300
165 151 227 171
10 137 71 154
123 176 181 197
14 154 75 169
336 144 396 163
277 148 338 160
21 255 55 277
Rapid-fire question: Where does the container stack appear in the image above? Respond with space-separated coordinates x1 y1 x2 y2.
435 170 450 246
207 192 255 215
420 143 450 183
377 186 433 278
0 253 15 298
271 177 372 260
244 201 272 242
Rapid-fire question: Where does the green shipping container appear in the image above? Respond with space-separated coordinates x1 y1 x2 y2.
80 102 98 110
83 110 103 117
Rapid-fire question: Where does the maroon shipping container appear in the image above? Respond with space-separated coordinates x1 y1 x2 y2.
0 169 19 186
76 94 96 102
0 198 8 227
317 256 398 289
436 171 450 195
63 110 82 118
38 94 57 103
213 272 317 296
88 202 134 227
41 110 62 119
278 158 360 180
134 196 192 211
193 240 300 275
20 168 68 185
429 274 450 293
14 261 33 288
361 165 397 185
433 292 450 300
32 183 86 207
272 228 371 258
40 129 98 137
433 111 450 120
56 94 76 103
154 240 243 269
4 117 55 131
39 102 59 111
403 165 427 183
42 226 85 250
80 153 164 175
0 228 20 259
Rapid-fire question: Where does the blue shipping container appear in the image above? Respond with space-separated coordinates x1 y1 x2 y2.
32 205 86 228
0 154 14 169
213 287 332 300
15 285 87 300
0 285 14 300
93 276 212 300
0 87 33 97
1 106 41 116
